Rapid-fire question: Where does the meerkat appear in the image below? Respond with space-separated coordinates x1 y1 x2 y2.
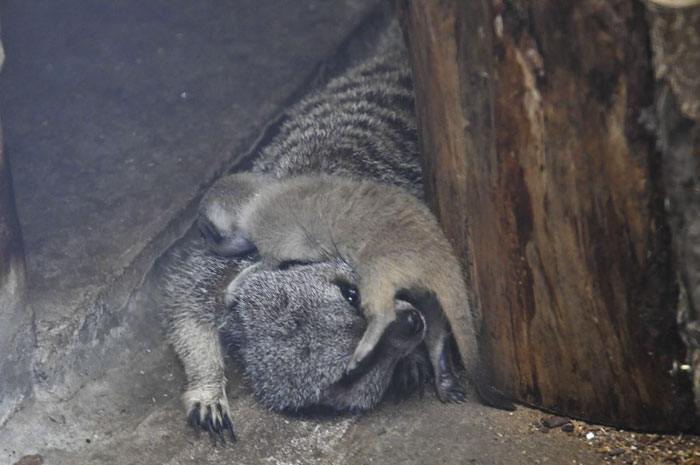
164 20 512 441
161 246 429 440
198 172 474 404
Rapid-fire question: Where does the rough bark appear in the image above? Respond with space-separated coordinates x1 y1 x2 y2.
398 0 697 431
645 0 700 418
0 27 34 427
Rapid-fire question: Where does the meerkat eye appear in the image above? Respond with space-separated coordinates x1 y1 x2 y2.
334 279 360 309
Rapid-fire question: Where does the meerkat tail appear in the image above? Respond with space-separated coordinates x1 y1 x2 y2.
346 276 402 374
433 270 479 376
346 312 395 375
437 271 516 410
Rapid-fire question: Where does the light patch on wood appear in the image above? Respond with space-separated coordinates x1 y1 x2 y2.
494 15 503 38
514 49 543 126
649 0 700 7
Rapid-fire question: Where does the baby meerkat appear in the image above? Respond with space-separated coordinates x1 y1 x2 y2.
198 172 473 402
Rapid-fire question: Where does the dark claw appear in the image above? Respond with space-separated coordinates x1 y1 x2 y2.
222 413 236 441
216 418 225 443
188 403 202 434
188 402 237 445
215 404 226 444
204 406 214 430
204 406 219 445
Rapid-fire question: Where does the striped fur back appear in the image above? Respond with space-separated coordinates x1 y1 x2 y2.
253 49 422 199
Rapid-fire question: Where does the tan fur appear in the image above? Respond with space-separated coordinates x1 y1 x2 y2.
202 173 478 394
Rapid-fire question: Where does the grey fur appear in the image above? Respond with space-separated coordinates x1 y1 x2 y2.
199 173 476 402
162 246 426 417
253 49 422 198
161 36 482 439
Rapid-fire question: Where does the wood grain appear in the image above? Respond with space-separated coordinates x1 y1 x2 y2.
398 0 697 430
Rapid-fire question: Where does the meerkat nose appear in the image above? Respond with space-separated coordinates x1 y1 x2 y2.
405 309 424 335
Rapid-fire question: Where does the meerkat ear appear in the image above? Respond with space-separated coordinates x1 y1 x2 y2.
197 215 257 257
198 172 274 256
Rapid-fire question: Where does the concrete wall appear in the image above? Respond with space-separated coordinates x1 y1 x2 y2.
0 26 34 427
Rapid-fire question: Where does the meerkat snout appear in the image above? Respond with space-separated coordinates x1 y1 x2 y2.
389 307 425 350
344 303 426 380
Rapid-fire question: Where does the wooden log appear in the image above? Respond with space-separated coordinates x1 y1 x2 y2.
398 0 698 431
645 0 700 417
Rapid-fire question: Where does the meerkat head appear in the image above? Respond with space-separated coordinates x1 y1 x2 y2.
197 172 272 256
221 258 426 412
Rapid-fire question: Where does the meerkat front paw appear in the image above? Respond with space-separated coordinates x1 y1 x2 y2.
391 349 432 402
436 371 467 403
435 349 466 404
184 387 236 444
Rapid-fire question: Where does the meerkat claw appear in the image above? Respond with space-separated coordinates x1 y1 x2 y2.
188 403 202 434
215 420 224 442
187 399 235 445
222 413 236 441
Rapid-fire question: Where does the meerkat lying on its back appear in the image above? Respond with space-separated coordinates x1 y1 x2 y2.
162 247 430 440
198 172 472 403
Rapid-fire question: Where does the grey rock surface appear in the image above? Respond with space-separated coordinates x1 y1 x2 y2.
0 0 383 399
1 232 600 464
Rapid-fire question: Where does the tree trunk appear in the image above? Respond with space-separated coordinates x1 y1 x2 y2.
645 0 700 419
398 0 698 431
